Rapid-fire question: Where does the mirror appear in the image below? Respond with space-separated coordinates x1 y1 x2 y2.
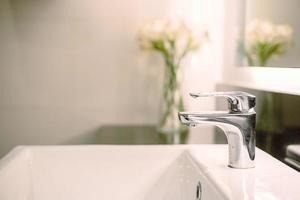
240 0 300 67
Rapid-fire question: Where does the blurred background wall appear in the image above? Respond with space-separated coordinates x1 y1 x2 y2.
0 0 224 157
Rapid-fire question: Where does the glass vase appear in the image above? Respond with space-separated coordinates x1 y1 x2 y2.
157 63 188 144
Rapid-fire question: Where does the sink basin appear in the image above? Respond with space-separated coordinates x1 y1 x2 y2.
0 145 299 200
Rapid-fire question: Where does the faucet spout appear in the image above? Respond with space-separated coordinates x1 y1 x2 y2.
179 111 256 168
179 91 257 168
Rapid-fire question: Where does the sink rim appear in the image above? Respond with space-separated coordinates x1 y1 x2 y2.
1 144 300 200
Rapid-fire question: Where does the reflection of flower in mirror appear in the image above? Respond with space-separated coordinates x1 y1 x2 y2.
245 19 293 66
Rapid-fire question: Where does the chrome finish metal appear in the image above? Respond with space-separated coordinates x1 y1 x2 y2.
190 91 255 113
178 91 256 169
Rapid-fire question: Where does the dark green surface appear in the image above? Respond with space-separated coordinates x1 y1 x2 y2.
64 125 189 145
94 125 167 144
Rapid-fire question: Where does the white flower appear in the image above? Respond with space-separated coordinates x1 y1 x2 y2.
246 19 274 45
275 24 293 44
137 18 208 58
246 19 293 49
164 19 184 41
245 19 294 66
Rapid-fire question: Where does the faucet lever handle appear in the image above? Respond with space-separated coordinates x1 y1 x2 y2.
189 91 255 113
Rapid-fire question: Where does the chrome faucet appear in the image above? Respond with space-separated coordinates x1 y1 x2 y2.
178 91 256 169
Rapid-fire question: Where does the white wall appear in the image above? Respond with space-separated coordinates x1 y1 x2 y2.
0 0 224 157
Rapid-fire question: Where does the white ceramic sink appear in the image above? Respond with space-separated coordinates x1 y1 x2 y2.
0 145 299 200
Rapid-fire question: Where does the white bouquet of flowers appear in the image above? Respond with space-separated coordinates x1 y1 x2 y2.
245 19 293 66
138 18 208 62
